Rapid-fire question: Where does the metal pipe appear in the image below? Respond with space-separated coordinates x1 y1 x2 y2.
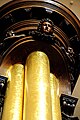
2 64 24 120
50 73 62 120
24 51 52 120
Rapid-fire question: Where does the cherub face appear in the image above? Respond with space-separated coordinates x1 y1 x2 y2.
42 21 53 34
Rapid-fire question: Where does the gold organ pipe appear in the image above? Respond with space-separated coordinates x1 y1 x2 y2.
50 73 62 120
24 51 52 120
2 64 24 120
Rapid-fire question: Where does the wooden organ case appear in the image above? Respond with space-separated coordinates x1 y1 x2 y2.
0 0 80 120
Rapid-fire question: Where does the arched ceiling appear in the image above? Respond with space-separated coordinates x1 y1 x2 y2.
0 0 80 20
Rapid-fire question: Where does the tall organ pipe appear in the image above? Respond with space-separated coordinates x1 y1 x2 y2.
2 64 24 120
50 73 62 120
24 51 52 120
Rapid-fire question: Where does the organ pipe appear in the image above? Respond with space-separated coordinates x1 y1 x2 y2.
2 64 24 120
24 51 52 120
50 73 62 120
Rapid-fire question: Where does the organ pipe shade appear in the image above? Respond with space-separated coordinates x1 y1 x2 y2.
24 51 52 120
50 73 62 120
2 64 24 120
23 63 28 120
